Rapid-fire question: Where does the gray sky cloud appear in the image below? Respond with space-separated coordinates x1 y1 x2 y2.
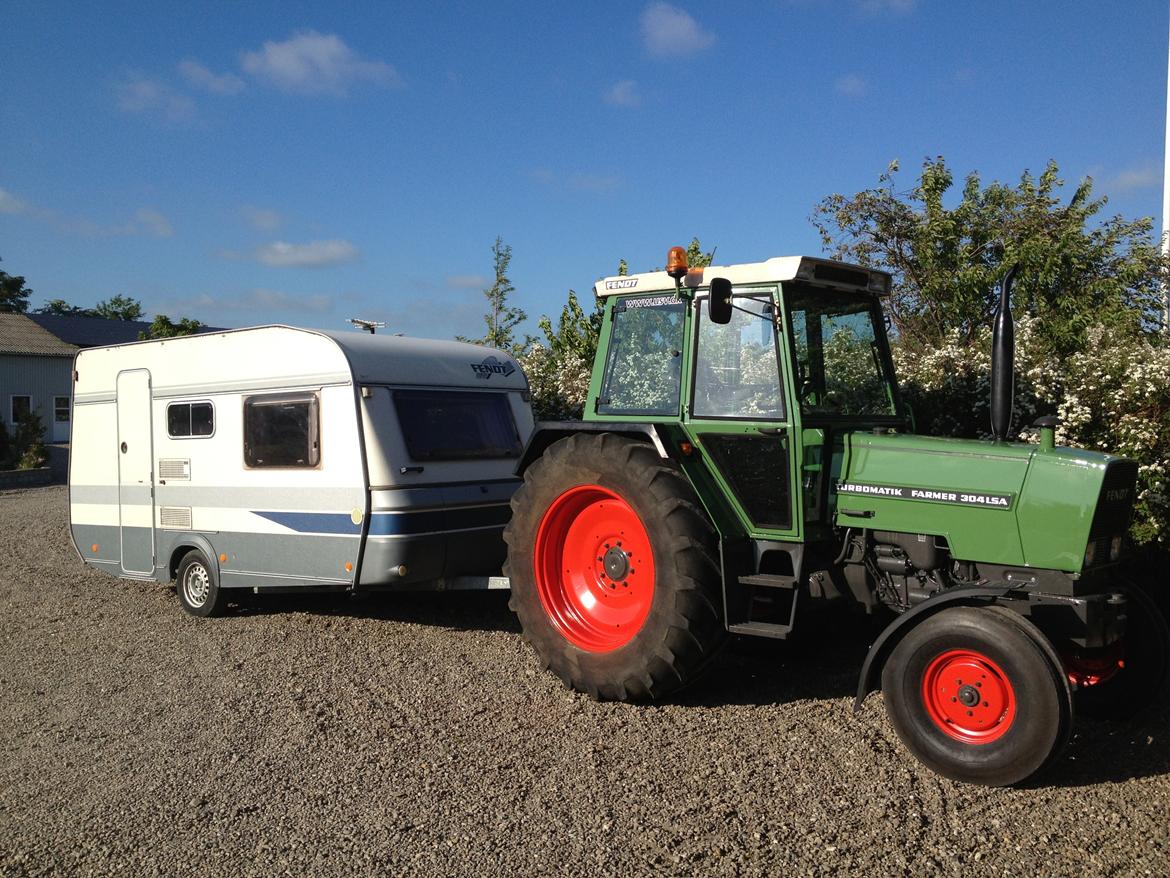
115 73 195 122
178 59 246 95
248 239 361 268
641 4 715 58
446 274 489 289
240 205 284 232
835 73 869 97
241 31 403 96
605 80 642 107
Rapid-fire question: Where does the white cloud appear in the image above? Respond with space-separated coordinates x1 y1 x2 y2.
166 288 333 315
0 186 174 238
605 80 642 108
135 207 174 238
446 274 489 289
178 59 246 95
246 239 361 268
835 74 869 97
0 187 28 215
857 0 916 12
115 73 195 122
641 4 715 58
529 168 623 193
1106 163 1160 193
241 31 403 96
569 173 623 192
240 205 284 232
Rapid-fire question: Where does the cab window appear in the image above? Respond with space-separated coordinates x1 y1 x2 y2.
693 294 784 420
597 296 685 416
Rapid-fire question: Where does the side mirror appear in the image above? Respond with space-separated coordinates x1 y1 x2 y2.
708 277 733 324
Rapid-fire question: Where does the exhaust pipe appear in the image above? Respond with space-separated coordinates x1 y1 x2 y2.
990 265 1018 442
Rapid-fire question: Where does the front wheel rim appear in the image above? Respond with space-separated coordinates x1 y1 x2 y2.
922 649 1017 744
533 484 656 652
183 563 210 608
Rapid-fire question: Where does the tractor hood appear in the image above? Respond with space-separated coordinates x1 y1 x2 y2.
835 432 1137 572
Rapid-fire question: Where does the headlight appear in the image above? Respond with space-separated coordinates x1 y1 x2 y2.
1110 536 1123 561
1084 542 1097 567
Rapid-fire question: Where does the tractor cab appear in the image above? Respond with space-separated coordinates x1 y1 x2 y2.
586 255 902 546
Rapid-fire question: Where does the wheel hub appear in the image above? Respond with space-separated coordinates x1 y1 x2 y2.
922 649 1017 745
602 546 630 582
533 484 656 653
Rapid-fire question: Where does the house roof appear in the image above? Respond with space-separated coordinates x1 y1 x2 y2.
0 312 79 357
27 313 155 347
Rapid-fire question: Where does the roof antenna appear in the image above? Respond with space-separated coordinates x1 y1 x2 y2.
348 318 386 335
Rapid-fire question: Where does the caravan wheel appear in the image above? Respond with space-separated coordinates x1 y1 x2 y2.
176 550 228 618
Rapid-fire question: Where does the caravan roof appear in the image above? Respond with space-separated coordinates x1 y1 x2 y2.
74 325 528 392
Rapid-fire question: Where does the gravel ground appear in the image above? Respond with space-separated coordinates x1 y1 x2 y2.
2 485 1169 877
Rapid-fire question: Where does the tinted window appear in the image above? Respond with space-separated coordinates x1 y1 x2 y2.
167 402 214 438
786 287 896 417
598 296 685 416
393 390 521 461
693 294 784 420
244 394 319 467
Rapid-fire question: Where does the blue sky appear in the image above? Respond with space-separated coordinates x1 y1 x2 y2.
2 1 1168 340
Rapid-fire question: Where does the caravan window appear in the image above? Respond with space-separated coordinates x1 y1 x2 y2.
167 401 214 438
393 390 521 461
243 393 320 468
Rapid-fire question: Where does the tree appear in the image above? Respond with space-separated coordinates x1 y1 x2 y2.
520 290 605 420
0 260 32 313
458 236 528 355
811 158 1168 354
92 295 144 321
139 314 205 339
34 299 88 315
34 293 145 320
686 236 716 269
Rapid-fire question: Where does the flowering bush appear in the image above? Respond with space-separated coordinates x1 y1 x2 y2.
518 343 593 421
895 316 1170 546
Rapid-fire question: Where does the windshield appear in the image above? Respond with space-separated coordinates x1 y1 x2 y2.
784 286 896 417
597 295 685 416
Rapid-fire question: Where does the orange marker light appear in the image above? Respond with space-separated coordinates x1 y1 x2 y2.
666 245 688 280
91 544 99 552
219 553 227 563
345 562 353 572
679 442 694 456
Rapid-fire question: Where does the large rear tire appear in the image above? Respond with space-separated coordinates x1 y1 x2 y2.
504 433 725 701
881 605 1071 787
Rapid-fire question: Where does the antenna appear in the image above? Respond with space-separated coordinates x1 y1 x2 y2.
348 318 387 335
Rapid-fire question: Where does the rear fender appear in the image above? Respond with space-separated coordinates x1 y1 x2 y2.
515 422 668 476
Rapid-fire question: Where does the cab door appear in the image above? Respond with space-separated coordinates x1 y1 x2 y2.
682 288 800 540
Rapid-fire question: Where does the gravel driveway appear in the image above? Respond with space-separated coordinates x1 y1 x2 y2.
2 486 1168 877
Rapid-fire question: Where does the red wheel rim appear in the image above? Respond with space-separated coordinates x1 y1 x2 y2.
921 649 1017 744
533 484 656 652
1063 640 1125 688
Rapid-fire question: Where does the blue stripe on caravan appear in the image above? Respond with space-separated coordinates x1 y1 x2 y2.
252 511 361 535
366 504 512 537
253 504 511 537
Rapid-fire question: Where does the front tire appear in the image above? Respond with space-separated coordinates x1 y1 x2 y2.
176 550 228 618
504 433 725 701
882 606 1071 787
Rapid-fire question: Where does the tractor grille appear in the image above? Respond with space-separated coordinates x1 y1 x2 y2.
1084 460 1138 566
1089 461 1138 540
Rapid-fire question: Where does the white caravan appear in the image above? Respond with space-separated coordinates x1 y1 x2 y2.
68 326 533 615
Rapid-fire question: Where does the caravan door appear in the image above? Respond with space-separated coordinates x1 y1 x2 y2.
116 369 155 574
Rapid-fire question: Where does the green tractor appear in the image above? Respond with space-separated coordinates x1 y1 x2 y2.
504 246 1169 787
